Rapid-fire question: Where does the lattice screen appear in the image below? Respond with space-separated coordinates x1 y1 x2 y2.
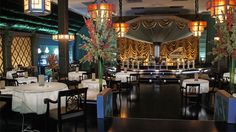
11 36 32 68
0 36 3 74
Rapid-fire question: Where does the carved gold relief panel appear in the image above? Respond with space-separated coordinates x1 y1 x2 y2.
160 36 199 61
117 38 154 64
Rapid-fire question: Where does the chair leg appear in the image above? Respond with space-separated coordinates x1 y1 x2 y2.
58 121 62 132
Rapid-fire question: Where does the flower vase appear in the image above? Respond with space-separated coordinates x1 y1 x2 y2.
232 49 236 60
98 58 103 92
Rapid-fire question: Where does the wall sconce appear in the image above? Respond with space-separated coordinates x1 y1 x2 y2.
52 34 75 41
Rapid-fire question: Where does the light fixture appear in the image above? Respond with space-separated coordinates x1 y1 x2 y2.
54 48 59 55
87 0 115 21
113 0 129 37
24 0 51 16
188 0 207 37
207 0 236 23
52 34 75 41
38 48 42 54
45 47 49 53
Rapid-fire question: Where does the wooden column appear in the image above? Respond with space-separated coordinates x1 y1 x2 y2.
31 33 39 66
2 30 13 73
58 0 69 75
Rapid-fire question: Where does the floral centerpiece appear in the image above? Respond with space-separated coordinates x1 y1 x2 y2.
47 54 58 81
210 10 236 93
78 16 117 91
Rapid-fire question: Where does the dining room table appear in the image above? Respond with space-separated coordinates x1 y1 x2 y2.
15 77 38 84
0 82 68 114
115 71 138 82
223 72 236 83
68 71 87 81
182 78 209 94
81 79 106 101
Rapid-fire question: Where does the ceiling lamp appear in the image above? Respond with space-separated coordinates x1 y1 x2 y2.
52 34 75 41
24 0 51 16
87 0 115 21
188 0 207 37
113 0 129 37
207 0 236 23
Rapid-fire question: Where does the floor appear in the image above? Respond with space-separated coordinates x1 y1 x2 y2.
0 83 235 132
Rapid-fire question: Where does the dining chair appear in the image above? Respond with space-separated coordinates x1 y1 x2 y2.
44 88 88 132
0 91 9 126
4 79 19 86
181 83 201 119
181 83 201 106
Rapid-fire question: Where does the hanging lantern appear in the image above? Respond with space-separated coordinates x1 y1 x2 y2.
24 0 51 16
188 21 207 37
87 1 115 21
52 34 75 41
188 0 207 37
207 0 236 23
113 23 129 37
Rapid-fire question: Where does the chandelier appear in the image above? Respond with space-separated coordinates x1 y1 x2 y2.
207 0 236 23
52 34 75 41
88 0 115 21
188 0 207 37
24 0 51 16
113 0 129 37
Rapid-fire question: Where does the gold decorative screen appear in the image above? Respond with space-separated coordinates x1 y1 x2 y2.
117 38 154 65
0 36 3 74
11 36 32 68
160 36 199 63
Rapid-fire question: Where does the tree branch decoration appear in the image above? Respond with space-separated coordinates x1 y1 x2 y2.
78 16 117 63
211 10 236 63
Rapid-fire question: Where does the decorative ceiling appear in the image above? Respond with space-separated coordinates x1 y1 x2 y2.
125 16 192 43
55 0 209 17
0 0 85 34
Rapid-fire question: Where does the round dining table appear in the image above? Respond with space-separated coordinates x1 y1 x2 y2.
182 79 209 94
15 77 38 84
115 71 138 82
11 82 68 114
81 79 106 101
223 72 236 84
68 71 87 81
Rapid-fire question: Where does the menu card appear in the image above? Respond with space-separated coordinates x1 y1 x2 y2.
92 73 96 81
24 72 28 78
194 73 198 81
0 80 5 89
38 75 45 86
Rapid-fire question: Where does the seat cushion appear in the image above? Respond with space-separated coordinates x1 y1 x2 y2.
49 107 84 120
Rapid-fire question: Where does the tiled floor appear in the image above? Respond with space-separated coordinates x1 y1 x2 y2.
0 83 235 132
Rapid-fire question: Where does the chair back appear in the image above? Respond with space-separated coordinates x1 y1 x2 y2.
11 73 18 79
58 88 88 120
5 79 18 86
127 73 140 83
185 83 200 96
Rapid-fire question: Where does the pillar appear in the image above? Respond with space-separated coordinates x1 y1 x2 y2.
58 0 69 75
153 42 161 58
2 30 13 73
31 33 39 66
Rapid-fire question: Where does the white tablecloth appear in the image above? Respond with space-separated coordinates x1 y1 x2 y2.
115 71 138 82
16 77 37 84
81 79 106 100
68 71 86 81
0 86 15 94
223 72 236 83
182 79 209 94
11 82 68 114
